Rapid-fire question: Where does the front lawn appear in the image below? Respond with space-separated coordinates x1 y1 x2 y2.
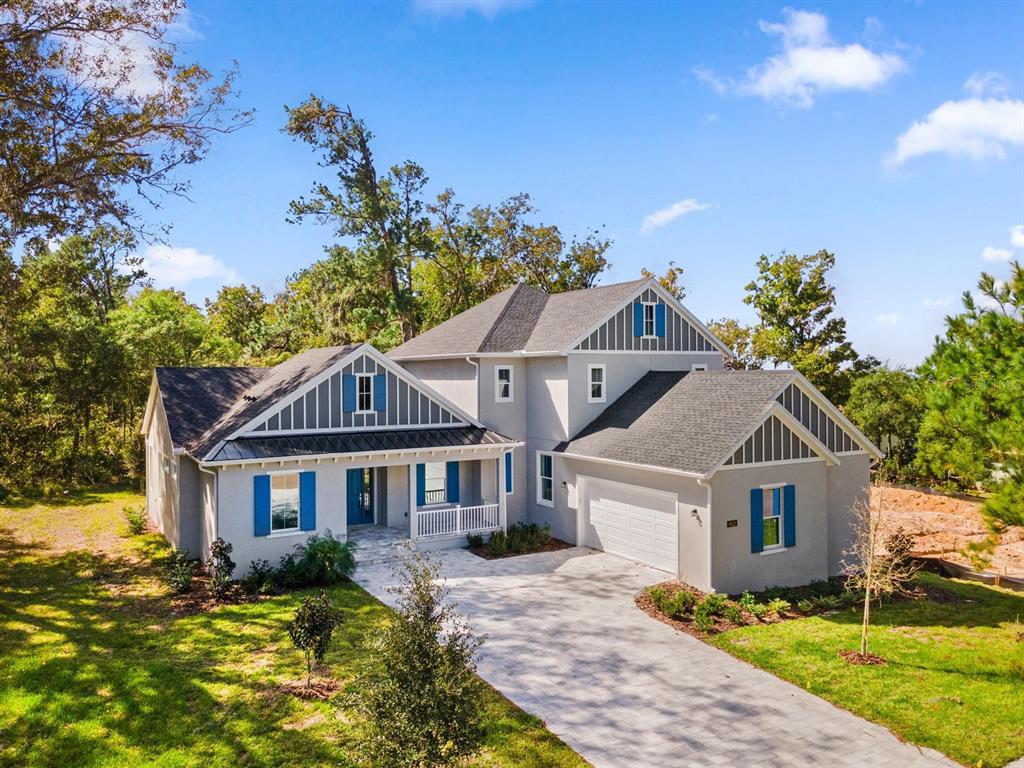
710 572 1024 767
0 490 585 768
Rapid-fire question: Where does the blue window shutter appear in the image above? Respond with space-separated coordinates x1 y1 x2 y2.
342 374 356 413
783 484 796 548
253 475 271 537
655 303 666 337
505 451 513 494
446 461 460 503
373 373 387 413
416 463 426 507
632 302 643 336
750 488 764 553
299 471 316 531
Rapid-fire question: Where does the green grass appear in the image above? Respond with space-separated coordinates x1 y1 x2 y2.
710 573 1024 767
0 490 585 768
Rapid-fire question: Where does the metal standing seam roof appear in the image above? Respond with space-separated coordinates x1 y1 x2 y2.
556 369 799 476
388 278 649 359
205 427 515 463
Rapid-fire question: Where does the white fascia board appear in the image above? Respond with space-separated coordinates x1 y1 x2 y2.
556 450 706 479
140 373 160 436
200 439 524 469
776 372 884 461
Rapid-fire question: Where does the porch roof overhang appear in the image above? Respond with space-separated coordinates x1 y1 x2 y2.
200 426 519 466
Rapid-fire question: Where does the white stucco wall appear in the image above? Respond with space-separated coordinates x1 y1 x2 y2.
827 453 871 575
400 358 479 420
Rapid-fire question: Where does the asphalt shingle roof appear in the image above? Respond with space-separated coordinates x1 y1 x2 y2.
156 366 267 451
557 369 797 476
389 278 649 358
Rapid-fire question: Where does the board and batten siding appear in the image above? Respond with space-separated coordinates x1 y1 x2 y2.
775 383 860 454
722 414 816 467
249 352 464 434
574 287 719 353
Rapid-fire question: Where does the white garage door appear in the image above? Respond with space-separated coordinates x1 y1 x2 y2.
581 476 678 573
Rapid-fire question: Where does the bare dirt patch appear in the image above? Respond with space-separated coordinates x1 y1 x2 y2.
276 677 342 700
839 649 886 666
871 485 1024 578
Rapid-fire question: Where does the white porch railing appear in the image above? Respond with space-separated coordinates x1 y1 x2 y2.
414 503 501 539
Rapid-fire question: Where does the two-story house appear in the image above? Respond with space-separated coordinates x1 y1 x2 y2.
143 277 880 593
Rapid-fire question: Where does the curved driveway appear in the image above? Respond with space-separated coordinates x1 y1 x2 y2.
355 546 956 768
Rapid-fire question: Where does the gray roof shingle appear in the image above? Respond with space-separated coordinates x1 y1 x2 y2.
557 369 797 476
156 366 267 450
389 278 649 358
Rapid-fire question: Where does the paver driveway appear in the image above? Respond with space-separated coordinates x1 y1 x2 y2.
354 546 955 768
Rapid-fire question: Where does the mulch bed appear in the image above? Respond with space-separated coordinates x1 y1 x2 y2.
467 536 572 560
634 581 785 637
839 649 886 665
276 676 342 700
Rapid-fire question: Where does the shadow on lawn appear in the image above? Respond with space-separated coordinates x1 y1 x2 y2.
815 573 1024 631
0 526 347 768
0 484 135 509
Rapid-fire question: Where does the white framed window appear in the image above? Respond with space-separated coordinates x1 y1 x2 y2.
691 364 707 372
424 462 447 504
761 483 784 550
495 365 513 402
587 363 606 403
356 373 374 413
537 452 554 507
642 302 657 337
271 473 300 532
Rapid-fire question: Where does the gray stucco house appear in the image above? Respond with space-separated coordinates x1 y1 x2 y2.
143 277 881 593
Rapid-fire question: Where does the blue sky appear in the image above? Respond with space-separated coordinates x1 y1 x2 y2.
141 0 1024 366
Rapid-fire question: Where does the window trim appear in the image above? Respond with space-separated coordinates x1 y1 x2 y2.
587 363 606 403
495 365 513 403
641 302 657 338
268 470 301 534
355 373 374 414
422 461 447 507
537 452 554 507
759 481 785 552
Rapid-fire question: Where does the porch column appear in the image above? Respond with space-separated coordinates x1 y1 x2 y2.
497 454 507 532
408 462 418 539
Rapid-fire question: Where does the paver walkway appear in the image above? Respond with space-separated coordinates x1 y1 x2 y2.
354 545 957 768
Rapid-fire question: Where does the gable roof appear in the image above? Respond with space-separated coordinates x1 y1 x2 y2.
155 366 268 451
557 369 803 476
388 278 649 359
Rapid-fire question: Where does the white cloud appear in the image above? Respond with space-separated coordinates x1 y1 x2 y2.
413 0 533 18
640 199 711 233
921 297 954 307
982 245 1013 262
694 9 905 108
964 71 1011 98
1010 224 1024 248
874 312 901 326
887 97 1024 166
141 244 237 287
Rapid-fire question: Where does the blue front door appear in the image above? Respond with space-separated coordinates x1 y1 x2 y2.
346 468 374 526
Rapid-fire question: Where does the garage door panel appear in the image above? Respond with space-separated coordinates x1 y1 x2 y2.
583 477 678 574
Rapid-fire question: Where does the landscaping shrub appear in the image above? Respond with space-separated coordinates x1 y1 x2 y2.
505 522 549 553
764 598 791 617
240 559 279 596
351 550 484 767
648 586 696 618
167 549 195 594
288 590 345 687
797 598 816 614
466 533 484 549
208 538 236 599
123 505 147 535
488 529 508 557
693 593 729 632
292 530 356 586
723 603 746 625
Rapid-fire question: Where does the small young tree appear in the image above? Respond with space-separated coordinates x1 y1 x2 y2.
843 488 921 658
207 538 236 600
352 549 485 768
288 590 345 687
